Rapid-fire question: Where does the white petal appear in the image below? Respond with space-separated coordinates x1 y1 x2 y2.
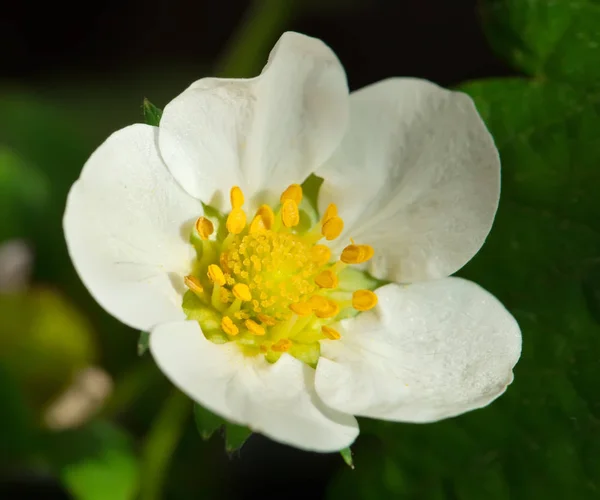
159 31 349 211
150 320 358 452
318 78 500 282
315 278 521 422
64 124 202 331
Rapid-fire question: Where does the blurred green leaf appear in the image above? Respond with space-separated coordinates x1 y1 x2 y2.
0 365 34 463
481 0 600 84
0 288 96 411
0 147 49 241
194 403 252 452
41 420 139 500
142 99 162 127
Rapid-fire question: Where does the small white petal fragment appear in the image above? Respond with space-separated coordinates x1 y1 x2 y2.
158 31 349 210
150 320 358 452
318 78 500 282
63 124 201 331
315 278 521 422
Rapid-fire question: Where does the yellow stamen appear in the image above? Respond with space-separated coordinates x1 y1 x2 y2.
271 338 292 352
289 302 313 317
230 186 244 209
352 290 378 311
322 203 338 222
221 316 239 336
249 215 267 234
255 205 275 230
184 275 204 296
232 283 252 302
226 208 246 234
321 325 341 340
257 313 277 326
195 217 214 240
281 199 300 228
310 245 331 266
308 295 329 311
207 264 226 286
315 269 339 289
340 244 375 264
245 319 265 336
314 299 340 319
322 216 344 241
280 184 303 205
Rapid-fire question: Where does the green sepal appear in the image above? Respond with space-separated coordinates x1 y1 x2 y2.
340 447 355 469
142 99 163 126
137 331 150 356
194 403 252 453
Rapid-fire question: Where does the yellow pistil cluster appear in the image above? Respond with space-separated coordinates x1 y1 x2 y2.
183 184 378 365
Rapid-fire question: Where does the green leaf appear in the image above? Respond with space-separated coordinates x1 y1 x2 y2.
340 447 354 469
481 0 600 84
142 99 162 126
329 77 600 499
193 403 252 452
41 421 140 500
137 331 150 356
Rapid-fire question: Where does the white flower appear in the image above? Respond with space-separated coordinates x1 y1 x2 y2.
63 32 521 452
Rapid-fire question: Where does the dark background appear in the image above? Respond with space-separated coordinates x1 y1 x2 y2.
1 1 517 498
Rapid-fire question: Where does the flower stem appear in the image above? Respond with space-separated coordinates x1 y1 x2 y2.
139 389 192 500
216 0 298 78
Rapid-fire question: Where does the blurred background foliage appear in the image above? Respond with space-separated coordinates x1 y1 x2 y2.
1 0 599 498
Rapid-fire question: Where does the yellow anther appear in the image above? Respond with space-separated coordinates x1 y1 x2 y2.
352 290 378 311
315 269 339 289
257 313 277 326
280 184 303 205
289 302 313 316
314 299 340 319
308 295 329 311
311 245 331 266
184 275 204 296
226 208 247 234
341 244 375 264
207 264 226 286
230 186 244 209
322 203 338 222
271 338 293 352
245 319 266 336
195 216 214 240
322 216 344 241
221 316 239 336
281 199 300 228
255 205 275 230
321 325 341 340
232 283 252 302
249 215 267 234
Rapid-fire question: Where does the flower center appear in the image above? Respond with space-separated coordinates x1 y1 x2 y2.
182 183 378 366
